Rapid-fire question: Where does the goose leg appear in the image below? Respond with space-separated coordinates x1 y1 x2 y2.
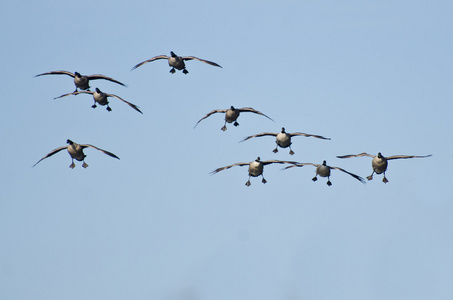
261 175 267 184
382 173 389 183
245 176 251 186
169 68 176 74
182 69 189 74
273 145 279 153
221 121 227 131
69 158 76 169
312 175 318 182
82 161 89 168
91 100 97 109
106 105 112 112
327 176 332 186
366 171 375 181
233 121 239 127
289 145 295 155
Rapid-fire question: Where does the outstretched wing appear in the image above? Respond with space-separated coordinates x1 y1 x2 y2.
33 146 68 167
210 162 250 175
386 154 432 160
106 93 142 114
53 90 93 99
336 153 375 159
238 107 274 122
87 74 126 87
194 109 227 128
131 55 170 70
239 132 278 142
81 144 120 160
181 56 222 68
283 162 319 170
261 160 300 166
290 132 331 140
330 166 366 184
35 70 75 78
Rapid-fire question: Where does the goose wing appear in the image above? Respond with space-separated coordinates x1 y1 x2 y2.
237 107 274 122
35 70 75 78
181 56 222 68
105 93 142 114
53 90 93 99
329 166 366 184
131 55 170 70
336 152 375 159
210 162 250 175
239 132 278 142
194 109 227 128
80 144 120 160
290 132 331 140
33 145 68 167
261 160 299 166
386 154 432 160
283 162 319 170
86 74 126 87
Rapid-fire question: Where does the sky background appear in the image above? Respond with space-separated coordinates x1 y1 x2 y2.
1 0 453 299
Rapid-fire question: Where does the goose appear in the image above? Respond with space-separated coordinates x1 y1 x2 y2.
53 88 142 113
194 106 273 131
336 152 432 183
210 157 298 186
35 71 126 92
131 51 222 74
33 139 119 169
240 127 331 155
284 160 366 186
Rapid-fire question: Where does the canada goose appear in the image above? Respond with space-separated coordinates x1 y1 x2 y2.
35 71 126 92
210 157 298 186
336 152 432 183
131 51 222 74
240 127 331 155
284 160 366 186
53 88 142 113
194 106 273 131
33 139 119 169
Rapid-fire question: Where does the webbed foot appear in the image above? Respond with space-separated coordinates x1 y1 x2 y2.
383 176 388 183
233 122 239 127
312 176 318 182
366 175 373 181
273 148 278 153
170 68 176 74
245 180 251 186
91 104 97 109
289 150 295 155
69 163 76 169
183 69 189 74
106 106 112 112
221 125 227 131
82 162 88 168
262 178 267 184
327 180 332 186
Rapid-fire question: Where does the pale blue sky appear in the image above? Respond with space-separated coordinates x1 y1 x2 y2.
1 1 452 299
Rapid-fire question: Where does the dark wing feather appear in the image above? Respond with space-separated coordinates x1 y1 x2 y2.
53 90 93 99
105 93 142 114
386 154 432 160
33 146 68 167
86 74 126 87
194 109 227 128
35 70 75 78
131 55 169 70
336 153 375 159
81 144 120 160
181 56 222 68
210 162 250 175
290 132 331 140
330 166 366 184
239 132 278 142
283 162 319 170
237 107 274 122
261 160 300 166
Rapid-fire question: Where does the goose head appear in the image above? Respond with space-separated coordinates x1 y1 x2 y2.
377 152 384 158
281 127 286 133
230 106 236 111
255 157 261 162
322 160 327 166
74 72 81 78
95 87 102 93
170 51 177 57
66 139 74 145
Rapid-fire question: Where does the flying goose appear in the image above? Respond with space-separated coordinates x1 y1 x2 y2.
35 71 126 92
210 157 299 186
33 139 119 169
336 152 432 183
284 160 366 186
131 51 222 74
240 127 331 155
53 88 142 113
194 106 273 131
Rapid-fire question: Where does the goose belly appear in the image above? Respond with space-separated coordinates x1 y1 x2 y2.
276 133 291 148
168 57 185 70
372 158 387 174
225 110 239 123
67 145 85 161
316 165 331 178
248 162 263 177
74 77 89 90
93 92 108 105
